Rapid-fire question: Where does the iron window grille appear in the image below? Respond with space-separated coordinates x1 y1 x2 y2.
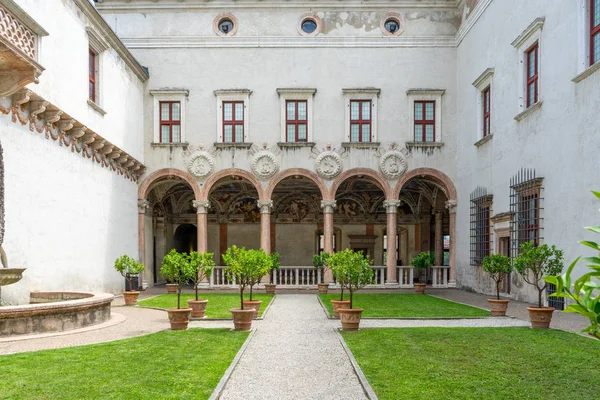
510 168 544 261
470 187 492 266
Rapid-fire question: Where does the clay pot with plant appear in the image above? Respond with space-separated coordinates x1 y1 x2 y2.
411 251 434 294
187 251 215 318
513 241 564 329
313 253 330 294
161 249 195 330
223 245 272 330
264 252 280 295
327 249 374 330
114 255 145 306
482 254 513 316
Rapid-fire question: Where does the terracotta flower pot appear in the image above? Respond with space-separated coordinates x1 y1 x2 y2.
231 308 255 331
167 308 192 330
318 283 329 294
187 299 208 318
528 306 555 329
264 283 276 294
487 299 510 317
414 283 426 294
166 284 178 294
338 308 364 331
331 299 351 318
122 291 140 306
242 300 262 318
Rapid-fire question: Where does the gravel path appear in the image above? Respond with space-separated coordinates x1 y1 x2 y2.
219 294 367 400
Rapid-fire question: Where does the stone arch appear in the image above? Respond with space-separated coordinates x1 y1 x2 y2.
265 168 328 200
330 168 392 200
138 168 202 200
393 167 457 201
200 168 265 200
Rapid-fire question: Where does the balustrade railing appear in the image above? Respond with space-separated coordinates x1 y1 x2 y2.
274 267 322 286
431 266 450 288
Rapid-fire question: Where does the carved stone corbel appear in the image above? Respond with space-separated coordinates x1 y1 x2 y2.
70 126 87 140
110 150 121 160
29 101 48 120
44 110 63 125
101 144 114 155
81 133 97 145
91 139 105 151
12 89 32 107
117 155 129 164
57 118 75 133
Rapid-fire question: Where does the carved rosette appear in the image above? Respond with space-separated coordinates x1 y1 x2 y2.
251 151 279 180
188 151 214 179
379 150 407 180
315 151 342 180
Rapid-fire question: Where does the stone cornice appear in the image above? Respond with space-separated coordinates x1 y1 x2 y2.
72 0 149 82
0 89 145 182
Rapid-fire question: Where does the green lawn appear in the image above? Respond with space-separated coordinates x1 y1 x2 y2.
342 328 600 400
138 293 274 318
0 329 248 400
319 293 490 318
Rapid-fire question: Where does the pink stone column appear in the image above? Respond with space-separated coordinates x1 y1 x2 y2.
137 199 149 289
384 200 401 284
321 200 337 283
257 200 273 253
445 200 457 287
193 200 211 253
434 212 443 266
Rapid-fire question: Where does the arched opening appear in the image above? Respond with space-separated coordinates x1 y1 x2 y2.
173 224 197 253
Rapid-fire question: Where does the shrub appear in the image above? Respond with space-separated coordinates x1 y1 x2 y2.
114 255 144 292
188 251 215 301
327 249 374 308
482 254 513 300
161 249 195 309
410 251 435 271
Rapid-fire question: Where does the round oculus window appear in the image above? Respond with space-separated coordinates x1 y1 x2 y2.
301 19 318 34
384 19 400 34
218 19 234 34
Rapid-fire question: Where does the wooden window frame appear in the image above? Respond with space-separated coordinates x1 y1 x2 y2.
286 100 308 143
349 100 372 143
159 101 181 143
89 49 96 103
526 43 539 108
482 86 491 138
414 100 436 142
592 0 600 65
222 101 245 143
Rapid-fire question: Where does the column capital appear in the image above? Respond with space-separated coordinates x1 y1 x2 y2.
257 200 273 214
193 200 211 214
137 199 150 214
383 199 402 214
320 200 337 214
445 200 457 214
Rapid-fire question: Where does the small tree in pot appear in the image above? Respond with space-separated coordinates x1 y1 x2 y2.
313 253 330 294
114 255 145 306
223 246 272 330
411 251 434 294
264 252 280 294
482 254 513 316
243 249 272 318
327 249 374 330
513 241 564 329
161 249 195 330
187 251 215 318
329 255 350 318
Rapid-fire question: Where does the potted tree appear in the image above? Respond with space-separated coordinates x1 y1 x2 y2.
513 241 564 329
328 249 374 330
114 255 145 306
161 249 195 330
264 252 280 294
329 257 350 318
411 251 434 294
243 249 272 318
313 253 330 294
187 251 215 318
223 245 272 330
482 254 513 316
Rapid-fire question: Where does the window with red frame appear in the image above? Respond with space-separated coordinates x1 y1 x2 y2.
223 101 244 142
286 100 307 142
159 101 181 143
482 86 491 137
89 49 96 103
526 43 539 107
592 0 600 65
350 100 372 142
414 101 435 142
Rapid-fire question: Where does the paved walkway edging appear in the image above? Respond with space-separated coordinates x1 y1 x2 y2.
336 328 378 400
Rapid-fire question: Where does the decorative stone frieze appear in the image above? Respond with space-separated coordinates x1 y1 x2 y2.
313 144 343 180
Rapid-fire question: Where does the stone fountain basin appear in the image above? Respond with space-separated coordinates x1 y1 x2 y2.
0 292 114 337
0 268 26 286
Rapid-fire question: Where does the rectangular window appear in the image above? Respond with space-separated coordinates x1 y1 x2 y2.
223 101 244 143
159 101 181 143
349 100 372 142
482 87 491 137
414 101 435 142
592 0 600 65
470 189 492 266
526 43 539 107
518 193 540 246
286 100 308 142
89 49 96 103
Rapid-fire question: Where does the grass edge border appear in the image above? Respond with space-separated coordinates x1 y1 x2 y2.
335 328 378 400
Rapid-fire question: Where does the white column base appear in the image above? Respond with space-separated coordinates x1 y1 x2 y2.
447 280 457 288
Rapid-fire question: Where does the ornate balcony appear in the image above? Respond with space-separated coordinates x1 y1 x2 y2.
0 1 47 97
